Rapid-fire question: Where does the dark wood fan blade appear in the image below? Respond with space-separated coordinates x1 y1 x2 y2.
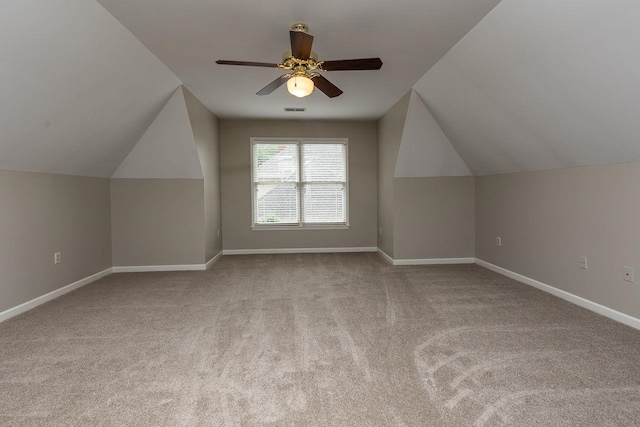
290 31 314 60
312 75 343 98
256 75 289 95
321 58 383 71
216 60 279 68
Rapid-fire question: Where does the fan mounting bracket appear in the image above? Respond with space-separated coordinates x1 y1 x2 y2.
290 23 309 33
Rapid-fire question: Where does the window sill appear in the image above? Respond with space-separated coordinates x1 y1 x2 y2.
251 224 350 231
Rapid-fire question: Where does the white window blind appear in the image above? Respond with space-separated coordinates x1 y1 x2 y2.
302 143 346 224
252 139 348 227
252 143 299 225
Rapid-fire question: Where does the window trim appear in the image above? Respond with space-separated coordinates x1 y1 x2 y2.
250 137 350 230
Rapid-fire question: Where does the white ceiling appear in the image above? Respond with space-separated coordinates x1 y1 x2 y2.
0 0 182 177
3 0 636 178
96 0 501 120
414 0 640 175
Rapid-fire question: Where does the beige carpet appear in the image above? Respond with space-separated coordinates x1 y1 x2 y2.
1 253 640 426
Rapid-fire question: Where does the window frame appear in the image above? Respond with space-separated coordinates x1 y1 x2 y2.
250 137 350 230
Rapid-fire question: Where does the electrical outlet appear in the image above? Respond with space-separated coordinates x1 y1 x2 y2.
496 236 502 246
54 252 61 264
217 229 221 237
624 266 634 282
379 227 383 235
579 256 587 269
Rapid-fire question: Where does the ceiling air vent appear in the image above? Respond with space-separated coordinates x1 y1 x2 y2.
284 107 306 112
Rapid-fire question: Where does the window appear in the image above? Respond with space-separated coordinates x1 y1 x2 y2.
251 138 348 229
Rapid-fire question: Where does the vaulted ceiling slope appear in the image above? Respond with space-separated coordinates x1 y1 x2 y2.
96 0 501 120
395 91 471 178
0 1 181 177
413 0 640 176
113 87 203 179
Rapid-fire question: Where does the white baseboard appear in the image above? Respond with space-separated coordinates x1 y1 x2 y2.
0 267 113 323
394 257 475 266
113 253 225 273
113 264 207 273
377 248 475 266
222 247 378 255
377 248 395 264
205 251 223 269
475 259 640 331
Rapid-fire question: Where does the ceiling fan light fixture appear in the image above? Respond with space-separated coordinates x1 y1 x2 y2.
216 23 382 98
287 75 314 97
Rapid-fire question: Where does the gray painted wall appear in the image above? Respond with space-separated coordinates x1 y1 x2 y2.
377 93 411 257
111 179 205 266
183 88 222 261
476 162 640 318
378 93 475 261
220 120 377 250
394 177 475 260
0 170 111 312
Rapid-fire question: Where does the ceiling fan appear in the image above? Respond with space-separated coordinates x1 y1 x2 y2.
216 23 383 98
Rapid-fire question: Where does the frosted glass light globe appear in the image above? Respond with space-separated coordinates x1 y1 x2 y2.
287 75 314 97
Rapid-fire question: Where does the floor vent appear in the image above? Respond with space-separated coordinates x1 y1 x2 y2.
284 107 306 112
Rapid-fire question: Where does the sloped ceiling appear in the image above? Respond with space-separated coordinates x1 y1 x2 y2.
395 91 471 178
413 0 640 175
4 0 637 178
113 87 203 179
0 0 181 177
96 0 501 120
